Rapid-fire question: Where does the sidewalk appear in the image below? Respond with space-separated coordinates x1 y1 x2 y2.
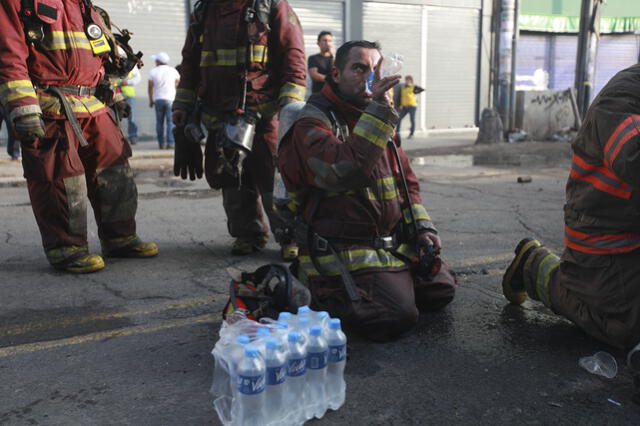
0 130 479 185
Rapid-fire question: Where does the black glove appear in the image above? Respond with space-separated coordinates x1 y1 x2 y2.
114 100 131 119
173 126 203 181
14 113 45 143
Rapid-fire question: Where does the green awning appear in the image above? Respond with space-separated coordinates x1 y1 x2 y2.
520 14 640 33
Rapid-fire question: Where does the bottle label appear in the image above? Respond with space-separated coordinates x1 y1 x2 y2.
267 365 287 385
329 344 346 363
307 350 328 370
237 374 266 395
287 357 306 377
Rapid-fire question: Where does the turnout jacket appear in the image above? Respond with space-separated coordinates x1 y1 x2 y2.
565 63 640 255
278 82 436 278
175 0 306 126
0 0 110 121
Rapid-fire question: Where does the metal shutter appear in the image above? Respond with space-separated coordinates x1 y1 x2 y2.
516 34 547 89
104 0 188 138
549 34 577 91
593 34 639 99
426 6 480 129
363 2 425 131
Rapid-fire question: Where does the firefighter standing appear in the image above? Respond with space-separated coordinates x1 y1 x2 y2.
503 63 640 351
0 0 158 273
172 0 307 258
278 41 456 341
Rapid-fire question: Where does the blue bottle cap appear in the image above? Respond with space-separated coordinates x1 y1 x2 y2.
237 335 250 345
278 312 292 321
316 311 329 319
329 318 341 330
288 331 301 342
310 326 322 336
245 345 260 357
276 321 288 329
265 337 279 350
257 327 270 337
297 305 311 315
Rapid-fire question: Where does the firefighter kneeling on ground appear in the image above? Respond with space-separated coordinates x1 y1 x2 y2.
0 0 158 273
277 41 457 341
502 63 640 366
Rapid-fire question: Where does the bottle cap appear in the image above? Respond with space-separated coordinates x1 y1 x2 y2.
278 312 292 321
310 326 322 336
245 345 260 358
297 305 311 315
237 335 250 345
257 327 270 337
316 311 329 319
265 337 279 350
288 331 301 342
329 318 341 330
276 321 288 329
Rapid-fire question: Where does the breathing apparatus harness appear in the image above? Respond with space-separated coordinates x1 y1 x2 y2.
20 0 143 146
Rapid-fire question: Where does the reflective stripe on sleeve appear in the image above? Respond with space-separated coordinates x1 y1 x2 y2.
278 82 306 101
402 203 431 223
353 113 394 149
0 80 38 105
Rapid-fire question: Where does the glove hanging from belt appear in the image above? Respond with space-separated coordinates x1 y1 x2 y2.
38 85 94 147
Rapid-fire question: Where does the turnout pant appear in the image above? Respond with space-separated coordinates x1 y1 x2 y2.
524 246 640 349
205 117 284 240
21 112 137 251
307 262 457 341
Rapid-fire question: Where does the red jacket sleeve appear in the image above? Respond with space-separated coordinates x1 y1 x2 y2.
270 0 307 102
0 0 41 121
174 16 201 112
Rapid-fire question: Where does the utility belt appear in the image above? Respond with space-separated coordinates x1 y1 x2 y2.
36 84 97 147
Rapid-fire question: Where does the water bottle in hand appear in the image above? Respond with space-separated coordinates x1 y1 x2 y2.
232 346 266 426
326 318 347 410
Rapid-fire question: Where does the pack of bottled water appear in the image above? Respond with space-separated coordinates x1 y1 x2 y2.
211 306 347 426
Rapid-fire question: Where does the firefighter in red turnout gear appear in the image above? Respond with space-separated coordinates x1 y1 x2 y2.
0 0 158 273
172 0 306 257
278 41 456 341
503 63 640 350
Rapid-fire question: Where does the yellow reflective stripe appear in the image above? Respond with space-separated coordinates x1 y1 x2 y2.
249 100 278 118
535 253 560 308
403 204 431 223
353 113 393 149
38 93 106 115
200 46 270 67
299 247 407 277
175 88 196 104
279 82 306 101
201 111 223 130
43 31 92 51
0 80 37 104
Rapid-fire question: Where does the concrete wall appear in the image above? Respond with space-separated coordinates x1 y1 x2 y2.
514 89 579 140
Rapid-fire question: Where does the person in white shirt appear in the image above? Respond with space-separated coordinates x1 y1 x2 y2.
148 52 180 149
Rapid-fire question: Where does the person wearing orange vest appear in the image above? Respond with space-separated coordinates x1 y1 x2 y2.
0 0 158 273
502 63 640 351
396 75 424 139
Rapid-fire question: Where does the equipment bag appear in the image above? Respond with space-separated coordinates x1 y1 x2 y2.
222 263 311 321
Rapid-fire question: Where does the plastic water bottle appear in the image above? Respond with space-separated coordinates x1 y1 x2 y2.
297 317 311 346
230 335 251 389
306 325 329 419
264 337 287 425
285 331 307 425
326 319 347 410
312 311 330 330
297 305 312 316
255 326 271 356
278 312 294 331
232 345 266 426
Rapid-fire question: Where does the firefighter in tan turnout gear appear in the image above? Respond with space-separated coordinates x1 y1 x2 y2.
0 0 158 273
172 0 307 259
503 63 640 352
278 41 457 341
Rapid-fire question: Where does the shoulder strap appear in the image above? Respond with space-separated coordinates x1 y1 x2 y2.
255 0 281 26
305 93 350 141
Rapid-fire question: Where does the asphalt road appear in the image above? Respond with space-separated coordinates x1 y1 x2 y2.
1 138 639 425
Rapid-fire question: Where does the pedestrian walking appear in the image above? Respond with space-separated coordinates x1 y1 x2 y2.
117 66 141 145
148 52 180 149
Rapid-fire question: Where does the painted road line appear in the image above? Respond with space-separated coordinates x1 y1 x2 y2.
0 314 216 358
0 295 224 338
